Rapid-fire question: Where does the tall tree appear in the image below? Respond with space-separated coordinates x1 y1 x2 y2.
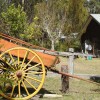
35 0 68 50
63 0 88 49
34 0 88 50
67 0 88 33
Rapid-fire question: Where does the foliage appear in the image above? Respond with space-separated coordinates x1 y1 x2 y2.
67 0 88 32
0 0 98 51
0 71 13 93
1 4 27 38
0 0 9 33
20 17 42 44
35 0 88 51
6 0 45 22
61 0 88 50
85 0 100 13
0 3 43 46
35 0 69 50
0 0 8 14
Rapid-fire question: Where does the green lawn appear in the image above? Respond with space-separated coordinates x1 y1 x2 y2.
0 76 99 100
55 57 100 75
0 57 100 100
74 58 100 74
39 77 100 100
39 57 100 100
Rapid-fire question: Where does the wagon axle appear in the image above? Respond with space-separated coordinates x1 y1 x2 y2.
16 70 23 79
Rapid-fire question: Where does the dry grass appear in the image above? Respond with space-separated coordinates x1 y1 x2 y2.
0 57 99 100
39 57 100 100
55 57 100 75
40 77 100 100
74 58 100 74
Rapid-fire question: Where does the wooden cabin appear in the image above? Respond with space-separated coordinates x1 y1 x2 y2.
81 14 100 57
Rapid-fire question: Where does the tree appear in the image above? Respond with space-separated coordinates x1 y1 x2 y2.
63 0 88 50
0 0 88 51
85 0 100 13
0 0 9 33
0 0 6 14
7 0 45 22
1 4 27 38
35 0 68 50
67 0 88 33
0 3 43 46
20 17 42 45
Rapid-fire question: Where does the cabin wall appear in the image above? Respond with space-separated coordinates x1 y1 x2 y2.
81 19 100 57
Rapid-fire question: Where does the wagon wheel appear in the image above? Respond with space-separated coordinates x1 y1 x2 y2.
0 47 45 100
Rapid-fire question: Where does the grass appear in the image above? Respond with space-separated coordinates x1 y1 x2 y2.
0 57 100 100
55 57 100 74
74 58 100 74
39 77 100 100
39 57 100 100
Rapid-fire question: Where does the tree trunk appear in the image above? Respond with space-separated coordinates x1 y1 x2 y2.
51 40 55 50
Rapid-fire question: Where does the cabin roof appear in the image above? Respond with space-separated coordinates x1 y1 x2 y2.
90 14 100 24
81 14 100 50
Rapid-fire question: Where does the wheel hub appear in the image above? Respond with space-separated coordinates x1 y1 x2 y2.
16 70 22 79
13 70 25 81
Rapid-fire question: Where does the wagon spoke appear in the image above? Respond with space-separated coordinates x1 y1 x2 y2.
2 56 10 64
9 76 16 81
7 63 15 70
8 52 18 70
10 85 15 97
8 52 14 63
18 81 21 98
25 76 41 83
2 55 10 62
2 60 15 70
21 51 29 69
2 56 6 61
24 78 37 90
22 56 36 70
25 63 41 72
0 66 7 70
22 81 30 96
25 71 43 75
8 54 17 64
8 57 12 63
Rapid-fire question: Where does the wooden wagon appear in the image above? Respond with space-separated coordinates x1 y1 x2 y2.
0 33 99 100
0 32 59 100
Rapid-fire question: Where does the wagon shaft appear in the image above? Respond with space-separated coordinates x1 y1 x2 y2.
51 69 100 86
0 36 59 67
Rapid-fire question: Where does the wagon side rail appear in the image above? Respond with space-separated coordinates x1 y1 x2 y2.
0 32 49 51
0 33 60 67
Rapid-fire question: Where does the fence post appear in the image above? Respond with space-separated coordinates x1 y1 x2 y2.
60 65 69 93
68 48 74 74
